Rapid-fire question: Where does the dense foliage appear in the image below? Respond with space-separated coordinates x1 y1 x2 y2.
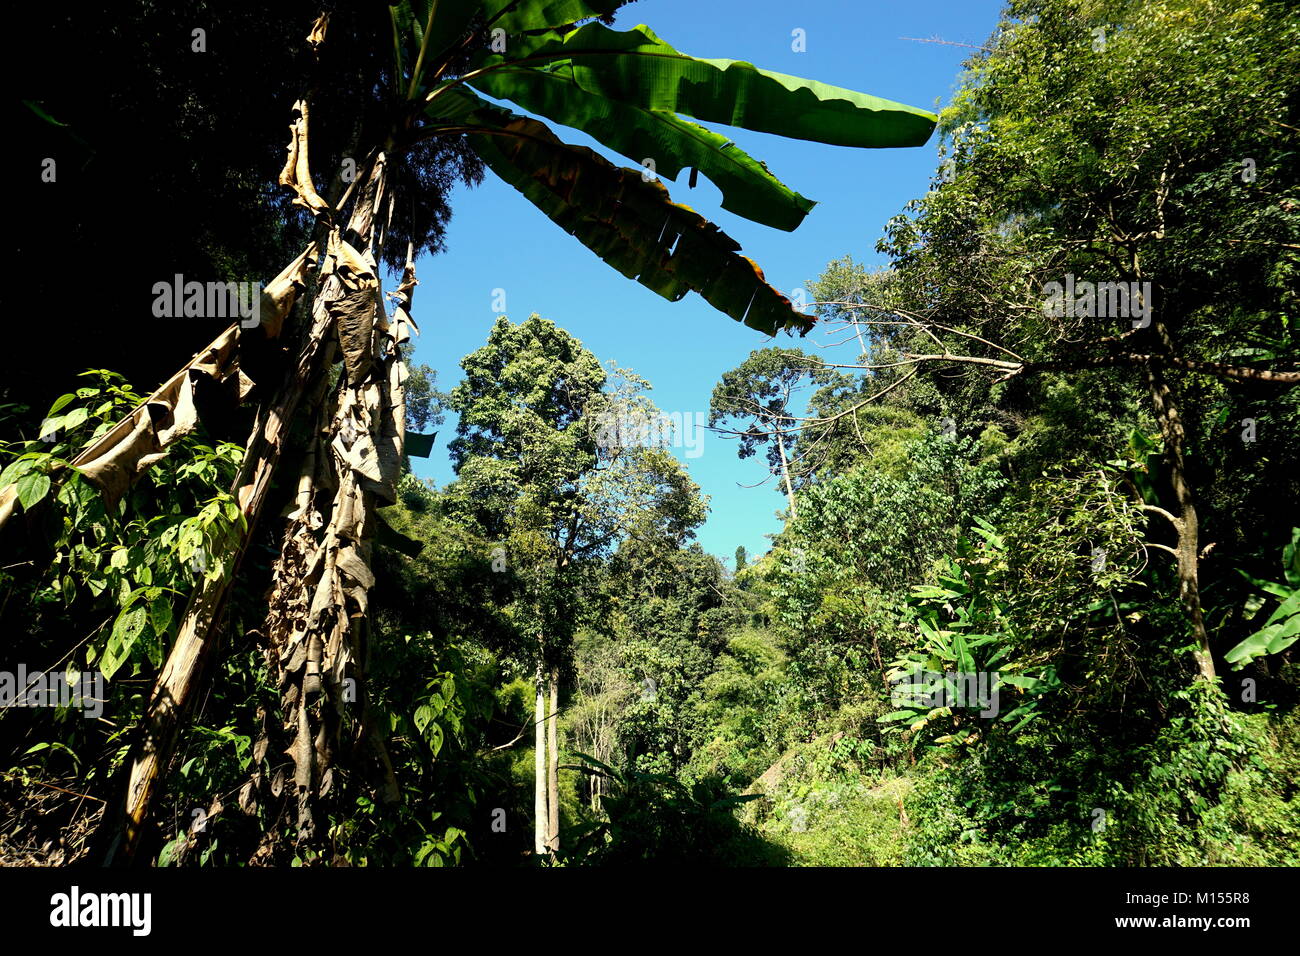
3 0 1297 867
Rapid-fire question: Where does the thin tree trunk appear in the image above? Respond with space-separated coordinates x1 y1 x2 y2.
775 430 797 519
853 319 869 359
1144 365 1216 681
590 699 605 811
1132 247 1216 683
546 667 560 853
533 662 547 856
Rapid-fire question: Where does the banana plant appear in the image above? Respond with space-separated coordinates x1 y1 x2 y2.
1224 528 1300 669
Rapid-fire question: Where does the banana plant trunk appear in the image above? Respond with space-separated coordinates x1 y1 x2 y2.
258 194 418 841
101 143 402 862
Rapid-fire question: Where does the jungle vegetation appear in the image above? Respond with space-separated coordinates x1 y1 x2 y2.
2 0 1297 867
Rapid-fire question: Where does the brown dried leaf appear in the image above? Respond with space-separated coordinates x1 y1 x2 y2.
307 12 330 53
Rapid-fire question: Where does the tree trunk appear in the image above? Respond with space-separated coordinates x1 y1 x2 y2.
1144 364 1216 681
775 430 797 520
533 662 548 856
852 319 869 359
546 667 560 853
1128 243 1215 683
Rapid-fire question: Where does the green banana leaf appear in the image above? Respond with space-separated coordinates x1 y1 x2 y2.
438 93 811 335
467 63 816 230
391 0 634 97
1224 529 1300 668
482 22 937 148
1224 589 1300 668
482 0 631 32
390 0 481 95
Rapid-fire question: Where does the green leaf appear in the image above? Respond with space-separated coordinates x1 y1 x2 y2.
61 407 89 432
970 516 1005 549
467 62 816 229
46 393 77 417
1225 630 1275 668
1267 615 1300 650
489 23 936 148
0 456 39 488
15 471 51 511
414 704 435 734
101 604 149 680
1236 568 1293 599
150 599 174 639
391 0 481 97
952 631 975 675
1283 527 1300 587
445 94 811 334
568 751 619 777
1262 589 1300 629
912 584 963 600
23 100 69 127
484 0 631 32
1229 594 1300 667
997 674 1034 689
918 618 953 657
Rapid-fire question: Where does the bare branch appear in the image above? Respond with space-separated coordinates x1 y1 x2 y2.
1139 504 1181 529
814 302 1026 362
899 35 993 53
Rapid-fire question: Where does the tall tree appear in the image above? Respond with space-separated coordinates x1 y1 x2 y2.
709 348 837 517
446 314 605 855
448 316 706 855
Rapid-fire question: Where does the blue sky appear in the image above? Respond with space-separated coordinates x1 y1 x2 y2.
408 0 1005 567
